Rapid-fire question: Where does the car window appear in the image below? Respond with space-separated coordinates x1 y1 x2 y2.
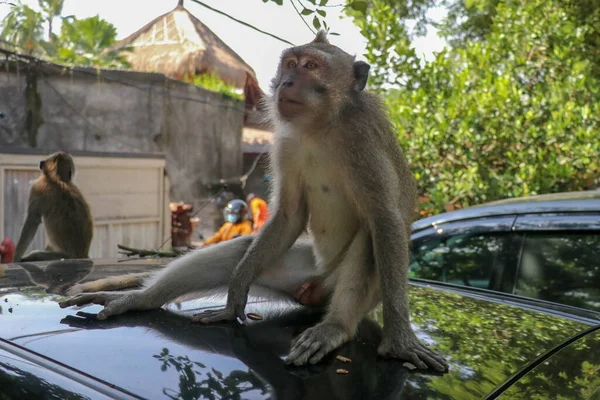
515 232 600 311
410 233 512 290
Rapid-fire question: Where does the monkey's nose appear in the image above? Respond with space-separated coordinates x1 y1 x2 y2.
281 80 293 88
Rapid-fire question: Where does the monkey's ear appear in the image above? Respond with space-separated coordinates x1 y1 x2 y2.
312 29 329 44
353 61 370 91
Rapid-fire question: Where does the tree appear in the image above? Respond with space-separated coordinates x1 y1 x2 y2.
345 0 600 79
261 0 368 36
345 0 600 215
52 15 131 68
0 4 130 68
0 1 45 55
38 0 64 42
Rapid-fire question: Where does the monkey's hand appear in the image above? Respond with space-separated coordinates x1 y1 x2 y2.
377 333 448 372
285 322 350 366
58 291 156 321
191 286 249 324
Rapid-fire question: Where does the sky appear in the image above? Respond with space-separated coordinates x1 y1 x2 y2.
0 0 446 91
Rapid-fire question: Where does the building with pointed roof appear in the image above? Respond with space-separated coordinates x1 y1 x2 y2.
113 0 273 196
113 0 273 153
115 0 257 90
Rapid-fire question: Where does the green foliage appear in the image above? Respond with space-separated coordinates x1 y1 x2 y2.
38 0 64 41
51 15 131 68
438 0 600 77
0 4 131 68
262 0 371 36
348 0 600 215
0 1 45 55
188 71 244 101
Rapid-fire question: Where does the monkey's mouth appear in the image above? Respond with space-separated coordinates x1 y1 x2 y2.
278 97 302 105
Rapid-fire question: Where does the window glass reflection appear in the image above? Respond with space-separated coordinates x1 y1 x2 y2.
410 233 511 290
516 233 600 311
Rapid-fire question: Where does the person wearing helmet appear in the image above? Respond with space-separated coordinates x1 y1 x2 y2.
246 193 270 234
200 199 253 247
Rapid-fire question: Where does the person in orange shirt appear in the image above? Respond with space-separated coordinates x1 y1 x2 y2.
246 193 270 234
200 200 253 247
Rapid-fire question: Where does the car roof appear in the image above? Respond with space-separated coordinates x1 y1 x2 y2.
412 190 600 232
1 259 599 399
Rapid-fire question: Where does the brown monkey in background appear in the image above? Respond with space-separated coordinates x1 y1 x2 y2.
14 152 93 262
59 31 447 371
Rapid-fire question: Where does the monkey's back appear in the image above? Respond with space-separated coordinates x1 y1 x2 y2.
342 92 418 227
35 179 93 258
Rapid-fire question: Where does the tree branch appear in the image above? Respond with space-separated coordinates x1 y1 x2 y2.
189 0 295 45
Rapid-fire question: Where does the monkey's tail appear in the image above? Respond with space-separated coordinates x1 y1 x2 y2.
65 272 152 296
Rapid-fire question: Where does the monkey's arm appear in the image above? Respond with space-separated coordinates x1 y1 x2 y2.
14 211 42 262
193 179 308 323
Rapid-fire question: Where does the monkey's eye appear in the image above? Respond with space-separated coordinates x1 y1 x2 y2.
287 60 297 69
304 61 317 69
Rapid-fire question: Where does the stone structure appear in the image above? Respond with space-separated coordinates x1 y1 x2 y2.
0 54 244 238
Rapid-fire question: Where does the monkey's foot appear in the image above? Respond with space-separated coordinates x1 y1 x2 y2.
58 292 154 321
191 307 238 324
285 322 349 366
377 335 448 372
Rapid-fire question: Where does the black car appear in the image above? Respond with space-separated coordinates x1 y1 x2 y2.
409 190 600 312
0 258 599 399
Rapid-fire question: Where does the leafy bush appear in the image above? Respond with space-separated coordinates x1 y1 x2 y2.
349 0 600 216
188 72 244 101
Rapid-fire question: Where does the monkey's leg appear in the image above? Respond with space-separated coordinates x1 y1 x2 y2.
285 230 379 366
59 236 255 318
59 237 319 320
67 247 319 297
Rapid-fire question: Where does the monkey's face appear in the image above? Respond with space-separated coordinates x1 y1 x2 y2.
42 152 76 183
273 50 329 120
270 31 371 123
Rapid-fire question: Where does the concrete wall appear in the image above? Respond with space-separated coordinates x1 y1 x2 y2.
0 60 245 238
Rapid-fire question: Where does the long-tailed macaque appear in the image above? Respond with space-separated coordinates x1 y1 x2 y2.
14 151 93 262
59 31 447 371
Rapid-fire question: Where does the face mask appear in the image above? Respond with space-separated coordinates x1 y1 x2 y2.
225 214 238 223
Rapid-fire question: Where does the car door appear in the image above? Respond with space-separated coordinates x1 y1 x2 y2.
511 212 600 311
409 215 520 292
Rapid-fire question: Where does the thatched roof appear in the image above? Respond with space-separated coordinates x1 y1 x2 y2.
114 0 258 89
